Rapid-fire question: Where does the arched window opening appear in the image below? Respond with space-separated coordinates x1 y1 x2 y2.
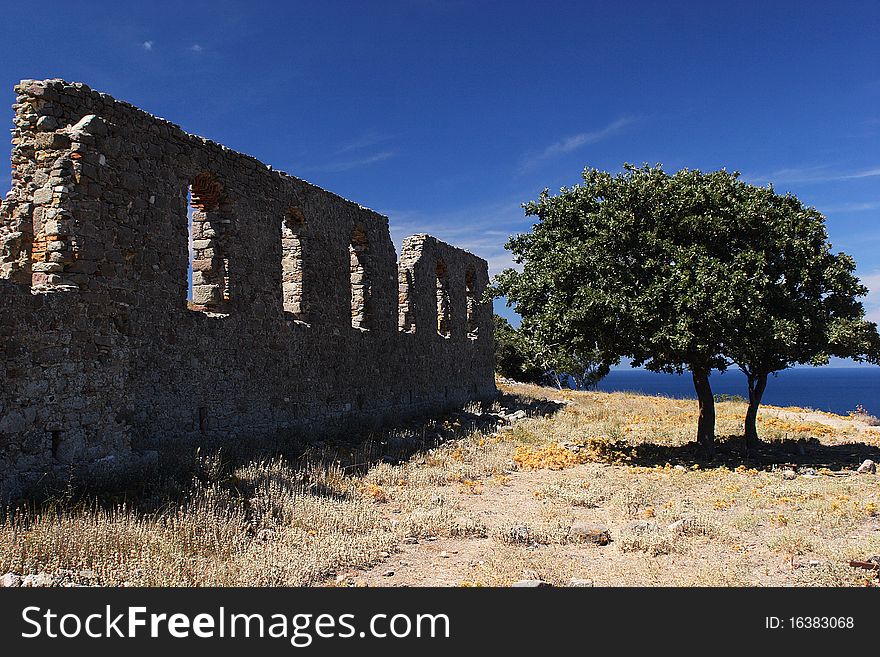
350 224 371 329
281 206 306 320
188 172 230 313
466 266 479 339
436 257 450 338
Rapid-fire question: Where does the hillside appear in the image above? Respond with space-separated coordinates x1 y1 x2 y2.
2 381 879 587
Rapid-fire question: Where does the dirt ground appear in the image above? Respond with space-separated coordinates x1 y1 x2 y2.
342 385 880 587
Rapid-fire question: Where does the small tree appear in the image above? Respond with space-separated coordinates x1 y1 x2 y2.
533 345 608 391
493 164 880 449
493 315 608 389
493 314 544 383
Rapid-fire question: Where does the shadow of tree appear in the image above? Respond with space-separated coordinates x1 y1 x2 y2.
618 434 880 471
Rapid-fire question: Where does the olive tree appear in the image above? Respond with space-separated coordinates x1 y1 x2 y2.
493 164 879 449
717 184 880 442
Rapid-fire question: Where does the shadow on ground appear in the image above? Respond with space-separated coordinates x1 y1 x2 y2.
7 392 566 514
621 434 880 471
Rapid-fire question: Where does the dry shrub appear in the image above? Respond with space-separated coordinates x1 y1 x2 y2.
617 524 675 556
668 515 723 539
396 509 487 539
362 483 389 503
760 416 836 437
768 530 815 556
513 443 589 470
492 520 571 546
848 405 880 426
534 480 605 508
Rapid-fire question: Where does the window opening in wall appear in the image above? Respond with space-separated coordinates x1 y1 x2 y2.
398 269 415 332
187 187 194 302
436 257 450 337
466 266 479 339
350 224 371 329
281 206 306 320
187 172 230 313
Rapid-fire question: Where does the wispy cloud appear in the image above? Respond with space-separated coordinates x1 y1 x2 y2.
142 40 154 51
843 168 880 180
303 133 398 172
819 200 880 213
335 131 393 154
518 116 638 173
744 165 880 186
308 151 395 173
189 44 204 53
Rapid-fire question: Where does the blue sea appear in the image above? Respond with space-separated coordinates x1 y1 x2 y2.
597 368 880 416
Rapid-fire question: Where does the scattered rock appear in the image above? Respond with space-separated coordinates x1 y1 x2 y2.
21 572 57 588
782 469 797 480
256 528 276 542
402 537 419 544
439 551 450 558
509 410 527 421
511 579 552 587
0 573 22 588
381 570 395 577
624 520 662 535
568 578 594 587
668 517 694 533
857 459 876 475
673 465 687 472
568 521 611 545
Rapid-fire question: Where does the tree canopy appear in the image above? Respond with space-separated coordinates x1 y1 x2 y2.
493 164 880 449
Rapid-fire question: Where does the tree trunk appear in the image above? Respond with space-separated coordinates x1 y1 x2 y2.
744 372 768 444
692 368 716 451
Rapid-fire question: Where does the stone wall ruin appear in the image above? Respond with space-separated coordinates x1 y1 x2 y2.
0 79 495 500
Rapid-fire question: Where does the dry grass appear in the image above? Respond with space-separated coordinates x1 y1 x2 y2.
2 382 880 587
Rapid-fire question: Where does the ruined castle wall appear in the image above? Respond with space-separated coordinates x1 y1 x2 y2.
0 79 495 499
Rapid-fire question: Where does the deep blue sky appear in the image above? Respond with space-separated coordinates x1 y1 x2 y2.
1 1 878 348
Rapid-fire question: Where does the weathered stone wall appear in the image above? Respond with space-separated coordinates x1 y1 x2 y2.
0 79 495 500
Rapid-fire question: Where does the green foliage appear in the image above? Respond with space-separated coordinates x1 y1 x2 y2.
714 393 747 404
542 349 609 391
715 183 880 376
493 315 608 389
493 314 544 383
492 163 880 444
